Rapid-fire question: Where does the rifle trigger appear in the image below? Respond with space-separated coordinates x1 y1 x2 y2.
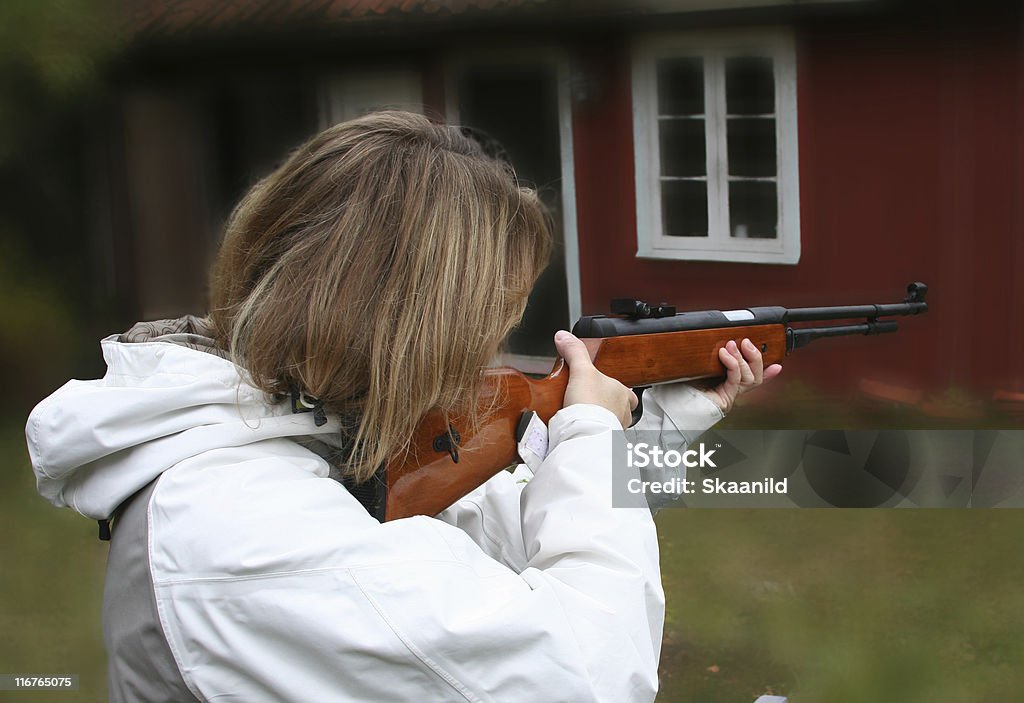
630 387 650 428
515 411 533 443
432 425 462 464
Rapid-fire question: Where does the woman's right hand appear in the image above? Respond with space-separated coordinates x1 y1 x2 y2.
554 330 638 429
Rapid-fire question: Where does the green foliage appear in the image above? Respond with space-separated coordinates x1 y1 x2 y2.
0 235 80 417
0 0 111 87
0 0 122 416
0 0 119 155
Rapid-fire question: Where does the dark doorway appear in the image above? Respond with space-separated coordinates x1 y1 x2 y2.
456 62 570 358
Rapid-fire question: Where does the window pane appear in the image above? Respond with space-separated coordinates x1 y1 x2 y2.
726 56 775 115
727 118 776 178
659 118 706 178
729 181 777 239
662 180 708 237
657 57 704 115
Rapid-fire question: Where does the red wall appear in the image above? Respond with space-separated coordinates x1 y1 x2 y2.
570 17 1024 398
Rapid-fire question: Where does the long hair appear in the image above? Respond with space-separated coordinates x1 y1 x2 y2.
209 111 552 483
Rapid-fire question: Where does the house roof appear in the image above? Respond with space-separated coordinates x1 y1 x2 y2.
126 0 552 37
125 0 865 39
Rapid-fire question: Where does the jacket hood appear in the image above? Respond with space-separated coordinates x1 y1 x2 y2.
25 317 341 520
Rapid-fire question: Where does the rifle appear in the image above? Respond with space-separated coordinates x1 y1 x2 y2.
365 282 929 521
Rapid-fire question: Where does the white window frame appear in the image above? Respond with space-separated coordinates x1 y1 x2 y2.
319 68 424 127
632 29 800 264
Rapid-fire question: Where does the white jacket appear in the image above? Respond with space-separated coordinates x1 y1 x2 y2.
26 333 722 702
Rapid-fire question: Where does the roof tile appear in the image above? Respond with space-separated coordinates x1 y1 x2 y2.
127 0 551 36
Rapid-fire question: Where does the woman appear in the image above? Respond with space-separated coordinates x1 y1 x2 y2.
26 111 778 702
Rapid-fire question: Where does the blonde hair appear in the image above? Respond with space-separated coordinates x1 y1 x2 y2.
210 111 552 483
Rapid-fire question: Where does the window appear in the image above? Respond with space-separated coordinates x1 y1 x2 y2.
632 31 800 263
319 69 424 125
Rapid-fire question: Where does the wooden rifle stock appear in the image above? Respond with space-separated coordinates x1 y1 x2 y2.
381 282 928 521
384 325 786 520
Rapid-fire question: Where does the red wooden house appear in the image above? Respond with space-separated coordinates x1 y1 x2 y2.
102 0 1024 410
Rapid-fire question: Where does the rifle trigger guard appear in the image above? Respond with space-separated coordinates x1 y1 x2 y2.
433 425 461 464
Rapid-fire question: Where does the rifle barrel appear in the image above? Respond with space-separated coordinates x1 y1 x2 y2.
573 284 928 338
787 320 899 351
777 301 927 323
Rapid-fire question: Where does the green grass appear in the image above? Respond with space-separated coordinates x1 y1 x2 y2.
3 420 1023 702
655 509 1024 702
1 422 108 702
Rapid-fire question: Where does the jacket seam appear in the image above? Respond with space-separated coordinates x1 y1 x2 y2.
26 409 45 475
98 340 248 388
456 498 525 572
350 571 482 703
548 415 618 448
101 338 236 361
662 384 726 426
151 560 466 587
148 475 208 703
454 500 503 551
518 569 604 701
105 371 253 392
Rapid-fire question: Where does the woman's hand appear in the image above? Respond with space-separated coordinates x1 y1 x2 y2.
694 338 783 415
554 330 638 429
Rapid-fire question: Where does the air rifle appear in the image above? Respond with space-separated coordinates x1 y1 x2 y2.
366 282 929 521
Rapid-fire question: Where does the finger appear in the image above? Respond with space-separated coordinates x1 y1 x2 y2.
719 343 741 390
554 330 594 370
764 363 783 382
620 408 634 429
719 342 738 366
741 338 764 384
731 340 754 385
622 389 640 428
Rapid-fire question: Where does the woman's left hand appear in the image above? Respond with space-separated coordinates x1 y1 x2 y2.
693 338 783 415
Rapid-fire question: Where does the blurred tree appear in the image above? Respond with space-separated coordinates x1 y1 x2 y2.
0 0 121 416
